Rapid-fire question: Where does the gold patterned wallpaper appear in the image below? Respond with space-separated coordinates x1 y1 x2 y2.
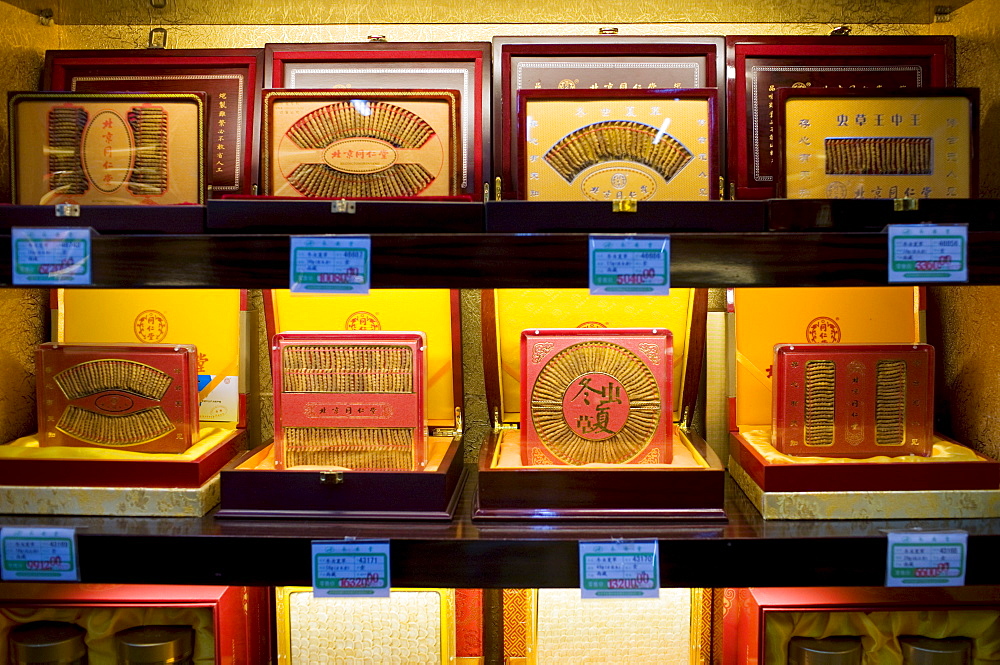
0 289 47 444
4 0 942 26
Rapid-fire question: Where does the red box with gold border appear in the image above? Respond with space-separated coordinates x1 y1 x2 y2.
0 289 248 517
721 586 1000 665
726 35 955 200
475 288 724 521
217 289 465 520
493 36 724 199
728 286 1000 520
515 88 720 202
43 48 263 197
0 584 268 664
265 42 489 198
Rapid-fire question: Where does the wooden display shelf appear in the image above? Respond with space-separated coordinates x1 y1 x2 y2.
3 475 1000 588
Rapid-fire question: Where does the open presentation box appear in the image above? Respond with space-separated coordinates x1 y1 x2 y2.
218 289 465 520
722 586 1000 665
0 289 247 517
0 583 269 665
476 288 724 521
728 286 1000 520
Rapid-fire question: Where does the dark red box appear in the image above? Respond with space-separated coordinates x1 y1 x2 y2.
0 584 269 665
726 35 955 199
265 42 490 197
44 49 263 197
493 36 724 199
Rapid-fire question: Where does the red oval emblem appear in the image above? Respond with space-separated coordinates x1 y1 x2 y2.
95 393 134 413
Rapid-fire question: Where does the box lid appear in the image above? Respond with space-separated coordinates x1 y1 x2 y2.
732 286 921 427
265 289 461 427
483 288 706 427
56 289 246 427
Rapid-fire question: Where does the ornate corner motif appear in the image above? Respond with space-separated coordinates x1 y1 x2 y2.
531 342 554 364
637 342 660 365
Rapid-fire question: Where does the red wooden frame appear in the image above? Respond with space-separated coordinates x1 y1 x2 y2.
265 42 489 196
726 35 955 199
494 37 724 199
44 49 263 197
515 88 720 200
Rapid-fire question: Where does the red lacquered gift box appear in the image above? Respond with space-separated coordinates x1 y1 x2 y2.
37 342 201 454
0 584 269 664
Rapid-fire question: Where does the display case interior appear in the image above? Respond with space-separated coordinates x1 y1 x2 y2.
0 289 248 517
217 288 465 520
728 286 1000 520
476 287 725 520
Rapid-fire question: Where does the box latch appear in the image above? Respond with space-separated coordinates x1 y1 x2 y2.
319 471 344 485
893 198 919 212
331 199 356 214
55 204 80 218
612 199 637 213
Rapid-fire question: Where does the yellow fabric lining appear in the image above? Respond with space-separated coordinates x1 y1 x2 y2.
0 606 214 665
493 427 709 469
0 426 236 461
740 427 985 465
765 609 1000 665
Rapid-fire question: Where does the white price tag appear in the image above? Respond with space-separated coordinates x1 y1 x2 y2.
589 235 670 296
579 540 659 599
290 235 370 294
312 539 390 598
11 227 91 286
888 223 968 283
1 527 79 581
886 530 967 587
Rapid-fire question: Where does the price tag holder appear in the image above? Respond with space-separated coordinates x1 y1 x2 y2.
312 539 390 598
11 227 92 286
589 235 670 296
1 527 79 581
885 530 967 587
579 539 659 599
887 223 968 283
290 235 370 294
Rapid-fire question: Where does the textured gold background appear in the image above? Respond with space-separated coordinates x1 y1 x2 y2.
0 0 997 468
3 0 946 26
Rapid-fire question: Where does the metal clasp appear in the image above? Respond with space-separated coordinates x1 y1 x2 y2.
612 199 638 213
368 35 387 42
599 27 619 35
319 471 344 485
893 198 919 212
55 204 80 217
331 199 356 214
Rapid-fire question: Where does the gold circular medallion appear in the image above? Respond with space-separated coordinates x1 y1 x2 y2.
530 341 660 464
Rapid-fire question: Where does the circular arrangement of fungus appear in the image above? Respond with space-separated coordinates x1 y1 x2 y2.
530 340 661 464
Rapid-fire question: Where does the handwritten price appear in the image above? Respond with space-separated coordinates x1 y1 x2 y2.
913 562 951 577
607 571 652 589
339 572 381 588
25 556 62 571
915 255 953 271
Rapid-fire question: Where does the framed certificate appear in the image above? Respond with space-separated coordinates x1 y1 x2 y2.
726 35 955 199
495 36 724 198
265 42 489 197
261 89 460 198
516 89 718 201
44 49 262 196
777 88 978 199
9 91 207 205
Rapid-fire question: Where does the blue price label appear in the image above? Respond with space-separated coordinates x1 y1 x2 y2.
1 527 79 581
312 539 390 598
886 530 967 587
579 540 659 599
888 224 967 283
589 236 670 295
290 236 371 294
11 228 91 286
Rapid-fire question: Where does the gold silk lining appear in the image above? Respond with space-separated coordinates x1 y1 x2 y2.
740 427 985 464
765 609 1000 665
0 606 214 664
242 436 450 472
0 426 236 460
493 427 708 469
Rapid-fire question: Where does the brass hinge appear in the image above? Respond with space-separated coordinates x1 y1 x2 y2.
430 407 464 438
493 407 519 431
